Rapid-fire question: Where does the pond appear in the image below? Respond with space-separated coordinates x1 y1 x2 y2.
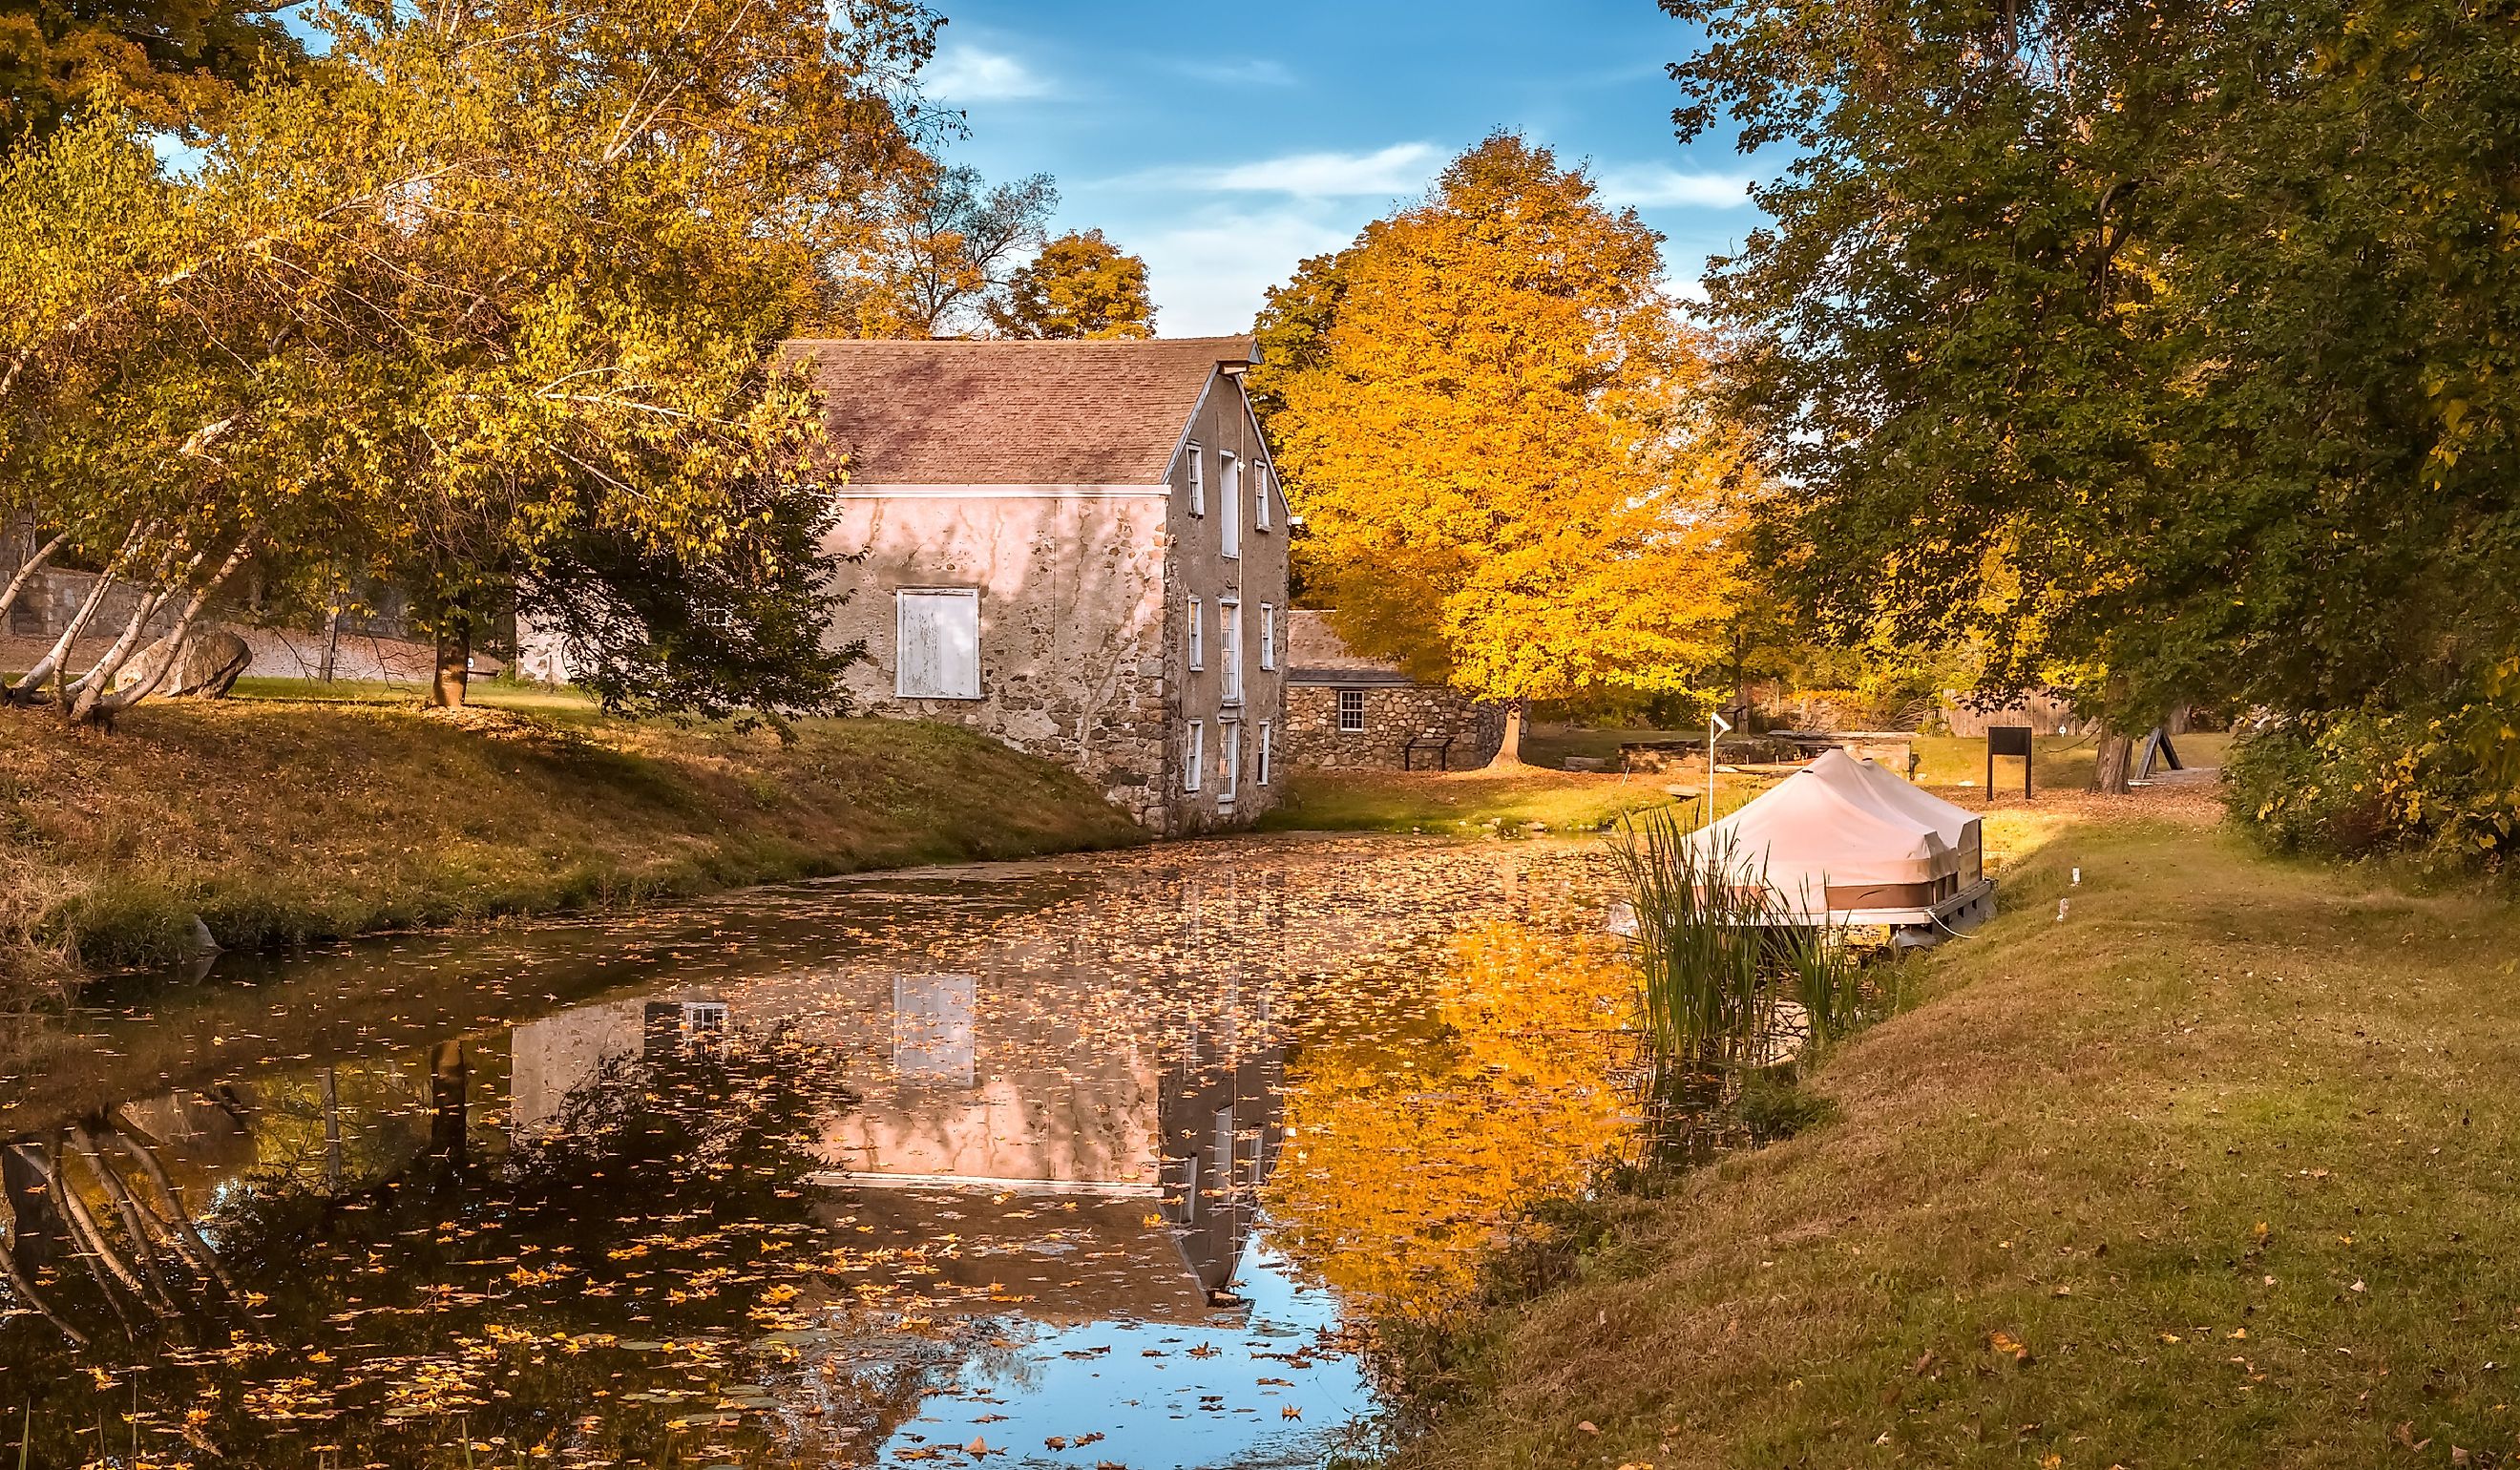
0 835 1643 1469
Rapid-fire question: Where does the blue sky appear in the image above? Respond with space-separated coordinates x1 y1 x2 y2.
916 1 1770 336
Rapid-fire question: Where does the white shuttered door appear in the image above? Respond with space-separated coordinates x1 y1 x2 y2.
896 589 981 699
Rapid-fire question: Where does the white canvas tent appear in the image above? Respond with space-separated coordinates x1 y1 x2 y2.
1688 749 1995 934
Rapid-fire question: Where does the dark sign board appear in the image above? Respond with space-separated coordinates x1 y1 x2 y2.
1986 724 2034 800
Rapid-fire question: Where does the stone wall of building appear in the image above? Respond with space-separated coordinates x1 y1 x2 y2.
819 493 1178 831
1158 370 1290 834
1282 682 1505 772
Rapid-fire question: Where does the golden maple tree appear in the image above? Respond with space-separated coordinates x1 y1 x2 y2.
1255 134 1753 763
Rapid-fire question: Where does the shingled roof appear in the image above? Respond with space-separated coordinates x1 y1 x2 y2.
782 336 1261 486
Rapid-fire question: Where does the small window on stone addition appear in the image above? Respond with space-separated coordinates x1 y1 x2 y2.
1337 689 1366 733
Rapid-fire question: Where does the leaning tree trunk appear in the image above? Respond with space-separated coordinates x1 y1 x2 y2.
1486 698 1527 769
430 618 471 708
2090 729 2134 794
6 562 119 704
0 528 69 627
72 543 248 725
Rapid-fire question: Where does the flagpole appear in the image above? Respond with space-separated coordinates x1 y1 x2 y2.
1707 709 1733 825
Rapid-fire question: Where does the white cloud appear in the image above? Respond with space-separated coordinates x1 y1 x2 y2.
1595 164 1757 209
1122 142 1443 199
1135 201 1361 337
922 44 1059 102
1174 57 1298 88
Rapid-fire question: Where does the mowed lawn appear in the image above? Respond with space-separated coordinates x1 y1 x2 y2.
1397 800 2520 1469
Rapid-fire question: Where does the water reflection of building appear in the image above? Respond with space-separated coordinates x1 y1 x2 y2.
504 906 1289 1314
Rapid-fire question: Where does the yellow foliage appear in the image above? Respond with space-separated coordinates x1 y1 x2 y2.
1266 921 1637 1319
1259 134 1754 705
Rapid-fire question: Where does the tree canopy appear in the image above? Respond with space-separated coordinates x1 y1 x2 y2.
1253 134 1752 761
1666 0 2520 746
988 228 1155 340
825 162 1059 339
0 0 300 147
0 0 942 724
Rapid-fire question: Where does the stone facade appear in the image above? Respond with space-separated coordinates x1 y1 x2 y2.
1278 611 1504 772
801 338 1292 835
1283 682 1505 771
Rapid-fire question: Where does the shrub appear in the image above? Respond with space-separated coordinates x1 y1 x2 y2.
2227 697 2517 867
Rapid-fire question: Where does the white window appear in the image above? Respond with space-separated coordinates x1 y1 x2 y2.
1220 721 1241 804
1219 598 1243 704
895 588 980 700
1184 721 1205 792
1187 443 1206 515
1220 453 1242 558
1186 597 1205 671
1255 463 1272 532
1257 721 1273 786
1338 688 1366 732
1258 603 1276 670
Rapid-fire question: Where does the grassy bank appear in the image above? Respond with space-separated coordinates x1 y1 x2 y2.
0 700 1144 1000
1396 799 2520 1467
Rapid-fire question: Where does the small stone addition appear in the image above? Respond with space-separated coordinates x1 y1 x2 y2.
1279 612 1503 772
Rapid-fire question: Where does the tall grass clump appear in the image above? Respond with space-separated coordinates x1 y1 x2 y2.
1612 808 1869 1165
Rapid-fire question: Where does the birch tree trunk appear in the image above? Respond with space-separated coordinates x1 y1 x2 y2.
0 528 69 628
7 564 120 703
74 543 250 724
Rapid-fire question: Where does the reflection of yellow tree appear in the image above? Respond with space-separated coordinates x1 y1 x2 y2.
1266 923 1636 1320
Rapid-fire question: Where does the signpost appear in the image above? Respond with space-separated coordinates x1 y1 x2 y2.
1986 724 2034 801
1709 710 1733 820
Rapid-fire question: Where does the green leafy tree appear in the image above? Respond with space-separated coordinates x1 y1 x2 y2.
1664 0 2520 791
0 0 941 724
987 228 1155 340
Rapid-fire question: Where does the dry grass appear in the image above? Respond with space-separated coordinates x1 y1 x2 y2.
0 700 1144 1003
1393 789 2520 1469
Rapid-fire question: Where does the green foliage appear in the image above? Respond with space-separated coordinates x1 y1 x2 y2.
2226 698 2519 867
1666 0 2520 729
987 227 1155 340
0 0 943 721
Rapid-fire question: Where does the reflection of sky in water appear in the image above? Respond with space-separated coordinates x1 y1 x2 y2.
0 836 1624 1468
888 1247 1373 1468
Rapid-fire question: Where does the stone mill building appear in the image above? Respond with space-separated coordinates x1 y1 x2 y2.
789 336 1292 833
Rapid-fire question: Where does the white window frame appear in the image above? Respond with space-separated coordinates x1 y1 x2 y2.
1186 597 1205 671
893 587 982 701
1187 443 1206 516
1220 452 1242 559
1337 688 1366 733
1184 720 1205 792
1254 463 1273 532
1257 720 1273 787
1219 598 1243 705
1219 721 1241 804
1258 603 1276 670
